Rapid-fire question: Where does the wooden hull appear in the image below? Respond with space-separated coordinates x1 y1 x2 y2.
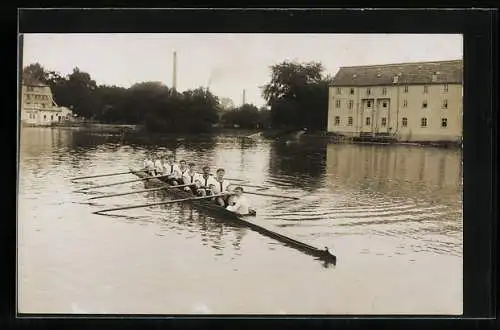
130 169 337 264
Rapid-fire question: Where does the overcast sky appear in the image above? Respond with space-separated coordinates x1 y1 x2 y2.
22 34 462 107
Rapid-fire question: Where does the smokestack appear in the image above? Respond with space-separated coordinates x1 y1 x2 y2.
242 89 246 105
172 51 177 91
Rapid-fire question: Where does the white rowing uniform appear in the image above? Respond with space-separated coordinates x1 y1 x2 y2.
226 195 250 215
143 159 154 171
163 162 181 179
200 174 218 189
211 179 232 194
178 167 188 181
183 171 202 185
154 159 163 175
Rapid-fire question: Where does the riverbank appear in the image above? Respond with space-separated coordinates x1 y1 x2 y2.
20 124 462 149
297 131 463 149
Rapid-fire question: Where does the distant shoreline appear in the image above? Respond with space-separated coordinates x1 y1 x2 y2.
20 124 462 149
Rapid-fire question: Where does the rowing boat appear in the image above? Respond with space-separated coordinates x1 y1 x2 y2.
130 168 337 263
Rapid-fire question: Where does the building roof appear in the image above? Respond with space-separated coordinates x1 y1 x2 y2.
331 59 463 87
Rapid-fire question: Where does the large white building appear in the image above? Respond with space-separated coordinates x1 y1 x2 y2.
327 60 463 143
20 83 74 126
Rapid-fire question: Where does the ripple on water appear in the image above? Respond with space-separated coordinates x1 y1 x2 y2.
18 128 463 314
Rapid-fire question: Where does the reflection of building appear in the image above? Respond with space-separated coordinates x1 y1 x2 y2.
20 84 74 126
328 60 463 142
325 143 462 202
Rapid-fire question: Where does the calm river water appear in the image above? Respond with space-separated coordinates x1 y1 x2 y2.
18 127 463 315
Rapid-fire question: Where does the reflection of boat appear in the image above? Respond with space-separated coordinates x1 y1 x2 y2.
130 169 337 263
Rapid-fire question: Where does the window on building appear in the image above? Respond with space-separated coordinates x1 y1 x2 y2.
365 117 371 126
334 116 340 126
367 100 372 108
402 117 408 127
441 118 448 128
43 115 46 120
403 100 408 107
421 117 428 127
348 117 353 126
366 88 371 95
51 115 53 120
422 100 428 108
335 100 341 108
382 87 387 95
423 85 428 93
443 84 448 92
336 87 342 95
382 101 388 108
404 85 408 93
381 117 387 127
442 99 448 109
348 100 353 109
350 88 355 95
27 86 33 91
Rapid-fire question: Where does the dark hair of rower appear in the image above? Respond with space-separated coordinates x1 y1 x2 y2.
234 186 244 192
180 160 186 164
188 162 196 167
202 166 210 171
216 168 225 174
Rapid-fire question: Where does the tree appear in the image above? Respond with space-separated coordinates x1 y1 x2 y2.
22 63 48 85
262 61 330 131
221 104 270 129
23 62 222 132
63 67 100 118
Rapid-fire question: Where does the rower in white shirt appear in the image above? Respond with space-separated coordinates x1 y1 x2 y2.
182 162 203 193
226 186 252 215
143 154 155 176
163 154 182 185
197 166 218 196
153 154 163 176
211 168 234 207
178 160 189 183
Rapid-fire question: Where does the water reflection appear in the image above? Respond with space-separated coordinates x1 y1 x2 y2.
325 144 462 206
18 127 463 314
268 140 327 191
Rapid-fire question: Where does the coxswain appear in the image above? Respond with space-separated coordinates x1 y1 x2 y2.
226 186 253 215
211 168 233 207
182 162 202 193
197 166 217 196
163 154 181 185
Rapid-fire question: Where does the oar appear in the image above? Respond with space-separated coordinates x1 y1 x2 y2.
87 183 195 200
244 191 299 200
225 178 247 182
70 170 133 181
93 193 226 214
235 183 271 189
74 174 170 192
